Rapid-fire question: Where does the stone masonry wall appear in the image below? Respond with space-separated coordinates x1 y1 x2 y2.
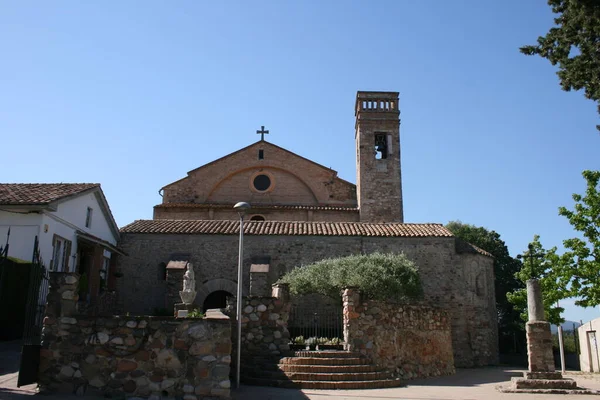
39 273 232 399
526 321 555 372
343 288 454 380
118 234 498 367
239 296 291 358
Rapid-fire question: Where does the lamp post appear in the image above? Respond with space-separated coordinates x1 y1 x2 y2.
233 201 250 389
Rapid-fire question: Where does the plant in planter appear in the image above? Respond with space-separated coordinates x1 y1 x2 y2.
319 337 344 350
305 336 318 351
188 308 204 318
290 336 306 351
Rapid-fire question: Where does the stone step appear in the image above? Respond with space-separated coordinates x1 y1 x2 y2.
278 364 381 373
242 368 392 381
511 377 578 390
242 377 403 389
292 351 360 358
280 357 365 366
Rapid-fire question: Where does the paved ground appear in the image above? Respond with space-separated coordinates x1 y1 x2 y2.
2 340 600 400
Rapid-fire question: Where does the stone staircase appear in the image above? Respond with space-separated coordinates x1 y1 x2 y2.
241 350 402 389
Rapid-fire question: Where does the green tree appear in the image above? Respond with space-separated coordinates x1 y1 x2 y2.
556 170 600 307
445 221 524 353
506 235 567 325
520 0 600 131
277 252 423 302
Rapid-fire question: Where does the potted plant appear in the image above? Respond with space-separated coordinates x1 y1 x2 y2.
290 336 306 351
319 337 344 351
305 336 318 351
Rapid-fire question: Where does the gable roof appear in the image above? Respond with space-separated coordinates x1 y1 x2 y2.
0 183 99 205
0 183 120 240
162 140 356 190
121 219 454 238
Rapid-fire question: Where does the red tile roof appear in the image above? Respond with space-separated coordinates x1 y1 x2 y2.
154 203 359 212
120 219 454 237
0 183 99 205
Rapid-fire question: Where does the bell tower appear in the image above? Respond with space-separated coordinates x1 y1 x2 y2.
355 91 403 223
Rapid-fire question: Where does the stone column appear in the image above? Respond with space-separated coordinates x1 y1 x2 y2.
525 279 555 373
39 272 80 393
342 287 361 352
44 272 80 318
506 279 579 391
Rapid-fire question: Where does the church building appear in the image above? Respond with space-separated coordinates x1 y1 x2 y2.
117 91 498 367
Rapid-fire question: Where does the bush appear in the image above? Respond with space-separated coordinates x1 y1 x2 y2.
277 252 423 301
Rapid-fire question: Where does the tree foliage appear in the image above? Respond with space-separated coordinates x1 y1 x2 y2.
277 252 423 301
556 170 600 307
506 235 567 325
446 221 525 352
520 0 600 131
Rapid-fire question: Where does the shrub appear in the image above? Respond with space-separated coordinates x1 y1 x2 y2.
188 308 204 318
277 252 423 301
292 336 305 345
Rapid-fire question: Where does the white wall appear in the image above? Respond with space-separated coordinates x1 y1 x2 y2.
0 211 42 261
578 318 600 372
0 189 118 272
54 192 117 245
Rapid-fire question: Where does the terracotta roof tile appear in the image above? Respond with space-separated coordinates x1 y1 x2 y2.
120 219 455 238
0 183 99 205
154 203 358 212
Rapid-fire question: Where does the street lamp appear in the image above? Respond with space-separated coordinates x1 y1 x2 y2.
233 201 250 389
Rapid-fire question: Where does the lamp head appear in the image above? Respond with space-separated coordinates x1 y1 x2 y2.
233 202 251 217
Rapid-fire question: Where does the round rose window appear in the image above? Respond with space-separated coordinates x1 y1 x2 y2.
253 174 271 191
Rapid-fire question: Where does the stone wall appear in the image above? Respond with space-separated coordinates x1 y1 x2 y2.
117 234 498 367
343 288 454 379
39 272 232 399
238 295 291 358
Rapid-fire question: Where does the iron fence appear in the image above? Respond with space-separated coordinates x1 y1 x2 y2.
288 303 343 341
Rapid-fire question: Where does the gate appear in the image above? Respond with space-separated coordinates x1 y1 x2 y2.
17 236 50 387
288 294 343 341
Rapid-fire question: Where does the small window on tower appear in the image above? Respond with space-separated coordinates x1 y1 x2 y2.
258 149 264 160
374 134 388 160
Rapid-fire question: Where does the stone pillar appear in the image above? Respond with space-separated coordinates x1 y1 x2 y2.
44 272 80 318
525 279 554 373
526 321 555 373
39 272 80 393
342 287 361 351
527 279 545 322
505 278 579 392
249 264 269 296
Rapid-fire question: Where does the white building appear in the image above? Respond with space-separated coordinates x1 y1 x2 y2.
578 317 600 372
0 183 121 303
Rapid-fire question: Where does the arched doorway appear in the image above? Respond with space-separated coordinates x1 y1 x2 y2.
195 278 243 308
202 290 232 312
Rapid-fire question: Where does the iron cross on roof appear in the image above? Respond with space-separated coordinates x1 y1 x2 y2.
256 126 269 141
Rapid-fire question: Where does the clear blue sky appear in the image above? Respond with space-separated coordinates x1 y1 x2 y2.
1 1 598 323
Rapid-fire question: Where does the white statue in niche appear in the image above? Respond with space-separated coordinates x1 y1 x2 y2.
179 263 197 305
